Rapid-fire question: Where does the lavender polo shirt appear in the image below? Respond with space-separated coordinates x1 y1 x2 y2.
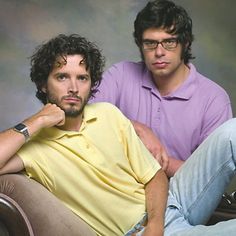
90 61 232 160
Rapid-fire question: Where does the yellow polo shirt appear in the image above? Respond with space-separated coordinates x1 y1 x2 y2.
18 102 160 236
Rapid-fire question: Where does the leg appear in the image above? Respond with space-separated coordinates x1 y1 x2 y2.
165 118 236 234
174 219 236 236
0 193 34 236
0 174 96 236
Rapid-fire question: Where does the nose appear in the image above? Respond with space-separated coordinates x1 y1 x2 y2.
68 78 79 94
154 43 165 57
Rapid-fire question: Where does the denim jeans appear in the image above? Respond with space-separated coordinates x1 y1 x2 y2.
124 214 147 236
127 118 236 235
166 118 236 235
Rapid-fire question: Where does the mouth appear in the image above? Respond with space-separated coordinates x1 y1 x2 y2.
152 61 169 70
63 96 82 104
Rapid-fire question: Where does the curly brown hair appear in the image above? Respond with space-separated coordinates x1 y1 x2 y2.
30 34 105 104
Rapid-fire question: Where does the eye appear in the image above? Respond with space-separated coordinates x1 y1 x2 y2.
78 75 90 81
79 76 87 80
145 41 154 46
163 38 177 46
57 73 67 81
142 40 158 50
143 40 156 47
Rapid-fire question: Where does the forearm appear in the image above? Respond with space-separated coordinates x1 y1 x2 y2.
0 155 24 175
0 117 42 168
131 120 145 134
166 158 184 177
0 128 25 167
0 103 65 169
131 120 169 171
145 169 168 235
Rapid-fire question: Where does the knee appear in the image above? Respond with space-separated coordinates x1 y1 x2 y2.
219 118 236 139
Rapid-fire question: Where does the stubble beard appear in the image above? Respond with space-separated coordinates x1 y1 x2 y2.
64 103 86 117
47 93 89 118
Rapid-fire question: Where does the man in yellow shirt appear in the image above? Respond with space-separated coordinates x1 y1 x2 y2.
0 34 167 236
0 34 236 236
17 102 163 235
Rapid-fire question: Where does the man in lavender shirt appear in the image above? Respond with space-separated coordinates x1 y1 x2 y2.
91 0 232 177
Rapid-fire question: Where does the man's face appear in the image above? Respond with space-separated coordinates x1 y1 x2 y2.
141 28 185 81
43 54 91 117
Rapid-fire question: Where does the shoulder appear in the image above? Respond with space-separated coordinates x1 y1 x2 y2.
104 60 146 76
102 61 147 88
85 102 132 130
88 101 120 110
109 60 143 68
86 102 127 119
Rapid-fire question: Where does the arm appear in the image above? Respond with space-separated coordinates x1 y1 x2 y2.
131 120 169 172
0 104 65 174
165 97 232 177
165 92 233 177
200 95 232 143
90 64 121 105
132 120 185 177
143 169 168 236
165 158 183 177
0 155 24 175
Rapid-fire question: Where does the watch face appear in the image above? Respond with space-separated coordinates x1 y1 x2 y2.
13 123 30 142
15 123 26 131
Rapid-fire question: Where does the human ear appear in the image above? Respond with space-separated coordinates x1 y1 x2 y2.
41 86 47 93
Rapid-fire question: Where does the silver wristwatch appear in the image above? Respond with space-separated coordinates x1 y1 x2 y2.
13 123 30 142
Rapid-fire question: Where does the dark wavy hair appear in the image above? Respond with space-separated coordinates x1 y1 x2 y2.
30 34 105 104
133 0 194 64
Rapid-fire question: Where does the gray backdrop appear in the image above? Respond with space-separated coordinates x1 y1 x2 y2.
0 0 236 190
1 0 236 131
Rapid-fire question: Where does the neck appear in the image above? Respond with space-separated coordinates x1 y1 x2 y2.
153 64 190 96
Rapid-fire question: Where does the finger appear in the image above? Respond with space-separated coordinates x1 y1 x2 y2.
56 119 65 126
161 151 169 171
154 153 162 165
56 112 65 126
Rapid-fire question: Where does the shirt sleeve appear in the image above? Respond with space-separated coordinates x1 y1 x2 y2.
90 63 123 105
122 121 161 185
200 91 233 143
17 141 54 190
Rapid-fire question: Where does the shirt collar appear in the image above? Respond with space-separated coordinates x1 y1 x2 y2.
141 65 156 89
141 63 198 100
165 63 197 100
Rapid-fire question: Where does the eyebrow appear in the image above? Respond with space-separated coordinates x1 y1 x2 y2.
78 74 90 79
53 72 90 78
53 72 69 77
142 37 178 42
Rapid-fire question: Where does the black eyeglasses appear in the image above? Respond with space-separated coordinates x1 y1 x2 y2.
142 38 179 51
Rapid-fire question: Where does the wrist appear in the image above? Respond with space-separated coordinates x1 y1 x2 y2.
13 123 30 142
23 116 44 137
146 220 164 235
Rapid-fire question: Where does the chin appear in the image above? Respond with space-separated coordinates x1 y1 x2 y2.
64 110 82 118
64 105 84 117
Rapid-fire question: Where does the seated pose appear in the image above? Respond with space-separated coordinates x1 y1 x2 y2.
90 0 233 177
0 34 235 236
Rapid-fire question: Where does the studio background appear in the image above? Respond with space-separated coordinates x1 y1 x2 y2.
0 0 236 130
1 0 236 190
1 0 236 130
